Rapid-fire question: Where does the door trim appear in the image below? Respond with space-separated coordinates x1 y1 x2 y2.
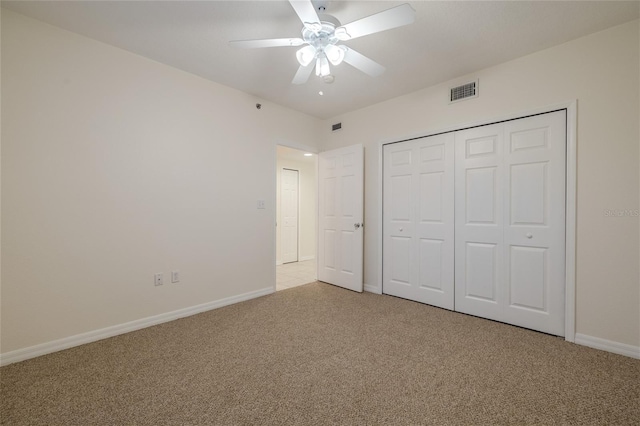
376 100 577 342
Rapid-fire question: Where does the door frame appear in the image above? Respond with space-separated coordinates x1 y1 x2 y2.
376 100 577 342
273 142 319 291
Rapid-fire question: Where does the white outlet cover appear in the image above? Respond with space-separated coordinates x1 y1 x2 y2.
257 200 266 209
171 270 180 283
154 273 163 286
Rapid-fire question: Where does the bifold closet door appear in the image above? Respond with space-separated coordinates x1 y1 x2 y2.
383 133 455 310
455 111 566 336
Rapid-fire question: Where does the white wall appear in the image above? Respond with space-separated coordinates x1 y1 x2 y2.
275 152 317 264
0 10 321 355
320 20 640 348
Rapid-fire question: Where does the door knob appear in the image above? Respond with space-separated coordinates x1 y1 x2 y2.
399 227 403 232
526 233 533 239
354 223 361 229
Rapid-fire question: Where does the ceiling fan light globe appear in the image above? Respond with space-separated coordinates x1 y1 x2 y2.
296 45 316 66
315 55 331 77
325 44 345 65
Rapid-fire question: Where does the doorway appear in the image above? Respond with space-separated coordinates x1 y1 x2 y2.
276 145 318 291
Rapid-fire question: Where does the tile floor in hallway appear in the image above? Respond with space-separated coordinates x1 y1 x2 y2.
276 259 317 291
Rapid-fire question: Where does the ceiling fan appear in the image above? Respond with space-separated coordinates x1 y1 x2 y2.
229 0 416 85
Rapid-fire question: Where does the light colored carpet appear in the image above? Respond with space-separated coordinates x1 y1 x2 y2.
2 282 639 425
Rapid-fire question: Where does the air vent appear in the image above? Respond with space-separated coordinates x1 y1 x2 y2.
332 122 342 131
450 80 478 103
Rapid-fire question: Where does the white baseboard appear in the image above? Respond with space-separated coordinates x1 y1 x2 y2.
364 283 382 294
276 256 314 265
574 333 640 359
0 287 275 366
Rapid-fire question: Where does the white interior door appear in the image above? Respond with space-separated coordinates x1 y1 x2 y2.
318 144 364 292
455 110 566 335
281 168 299 264
383 133 455 309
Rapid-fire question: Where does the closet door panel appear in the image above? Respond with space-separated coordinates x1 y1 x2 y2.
503 111 566 336
455 123 504 321
383 133 454 310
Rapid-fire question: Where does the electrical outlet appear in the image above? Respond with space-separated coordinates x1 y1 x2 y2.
154 273 163 286
257 200 265 209
171 270 180 283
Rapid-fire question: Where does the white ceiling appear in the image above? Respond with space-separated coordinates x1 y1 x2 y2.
3 1 638 119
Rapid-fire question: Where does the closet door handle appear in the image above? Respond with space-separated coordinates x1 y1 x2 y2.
526 233 533 239
354 223 361 229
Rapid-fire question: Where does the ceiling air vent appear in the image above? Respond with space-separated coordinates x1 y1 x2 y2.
332 122 342 131
450 80 478 103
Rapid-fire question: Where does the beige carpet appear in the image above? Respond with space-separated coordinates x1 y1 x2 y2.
2 282 639 425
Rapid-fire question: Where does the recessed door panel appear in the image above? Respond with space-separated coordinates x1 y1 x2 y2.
420 144 444 162
466 167 497 224
323 230 336 270
465 242 497 302
510 162 547 226
509 246 547 311
510 127 548 152
342 174 355 218
341 230 354 274
392 149 412 166
466 136 497 158
323 177 336 217
420 172 443 223
391 175 412 221
391 236 411 285
419 239 443 290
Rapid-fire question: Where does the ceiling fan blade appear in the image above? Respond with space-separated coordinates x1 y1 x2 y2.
289 0 321 30
292 64 314 85
335 3 416 41
343 47 385 77
229 38 305 49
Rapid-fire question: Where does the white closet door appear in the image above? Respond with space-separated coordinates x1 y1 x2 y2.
455 111 566 335
318 144 364 292
281 168 299 264
383 133 455 310
454 123 505 322
502 111 566 335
